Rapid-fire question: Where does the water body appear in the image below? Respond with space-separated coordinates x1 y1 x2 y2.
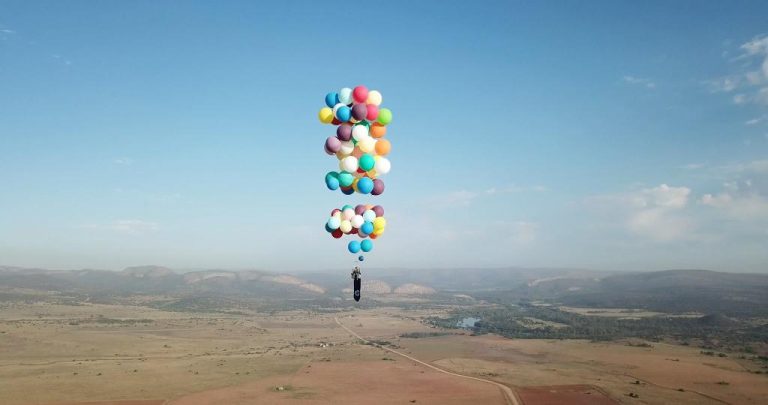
456 317 480 328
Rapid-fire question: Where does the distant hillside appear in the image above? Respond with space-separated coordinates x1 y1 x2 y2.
476 269 768 317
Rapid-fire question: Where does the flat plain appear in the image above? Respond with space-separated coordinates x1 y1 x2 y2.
1 302 766 405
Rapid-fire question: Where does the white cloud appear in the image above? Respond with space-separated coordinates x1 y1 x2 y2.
587 184 693 242
641 184 691 208
701 192 768 221
680 163 705 170
0 29 14 34
623 75 656 89
85 220 159 235
113 157 134 165
711 34 768 107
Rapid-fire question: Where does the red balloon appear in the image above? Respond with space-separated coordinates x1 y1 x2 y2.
350 228 359 234
332 229 343 239
331 118 341 125
369 233 378 239
353 86 368 103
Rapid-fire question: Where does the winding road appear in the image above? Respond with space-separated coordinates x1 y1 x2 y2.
334 316 520 405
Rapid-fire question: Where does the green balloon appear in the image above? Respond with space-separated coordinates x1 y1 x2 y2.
341 204 353 211
359 154 375 171
338 172 354 187
377 108 392 125
325 171 339 181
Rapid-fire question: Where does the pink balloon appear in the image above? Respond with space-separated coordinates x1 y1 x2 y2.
353 86 368 103
366 104 379 121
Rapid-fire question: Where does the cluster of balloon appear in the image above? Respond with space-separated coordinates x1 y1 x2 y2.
319 86 392 196
324 204 386 256
319 85 391 263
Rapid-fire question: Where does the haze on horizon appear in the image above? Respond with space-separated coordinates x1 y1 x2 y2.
1 1 767 273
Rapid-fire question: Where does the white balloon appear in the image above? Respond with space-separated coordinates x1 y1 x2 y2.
327 217 341 230
358 137 376 153
338 141 354 156
351 215 364 228
363 210 376 222
366 90 382 106
375 157 391 174
338 88 353 105
341 156 358 173
351 125 369 141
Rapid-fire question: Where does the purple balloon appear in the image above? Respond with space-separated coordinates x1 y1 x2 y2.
371 179 385 196
355 205 366 215
336 123 352 141
352 104 368 121
372 204 384 217
325 136 341 154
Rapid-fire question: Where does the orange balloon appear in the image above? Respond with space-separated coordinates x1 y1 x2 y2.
370 123 387 138
375 139 391 156
369 233 378 239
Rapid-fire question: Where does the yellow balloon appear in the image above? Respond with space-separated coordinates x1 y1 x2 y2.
367 169 377 178
351 178 360 192
318 107 333 124
373 217 386 231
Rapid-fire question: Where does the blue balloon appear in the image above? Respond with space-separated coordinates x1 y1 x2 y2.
336 105 351 122
358 255 365 261
325 223 333 233
361 221 374 235
348 240 361 254
325 92 339 108
361 239 373 252
357 177 374 194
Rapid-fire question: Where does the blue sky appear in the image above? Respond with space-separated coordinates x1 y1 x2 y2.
1 1 767 272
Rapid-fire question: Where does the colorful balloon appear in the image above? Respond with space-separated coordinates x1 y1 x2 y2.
361 239 373 252
325 92 339 108
337 123 352 141
357 177 374 194
371 179 385 195
319 107 334 124
352 86 368 103
352 103 368 120
366 90 382 106
369 123 386 138
377 108 392 125
341 156 359 172
359 154 375 171
374 157 391 174
372 205 384 217
375 139 390 155
339 87 353 104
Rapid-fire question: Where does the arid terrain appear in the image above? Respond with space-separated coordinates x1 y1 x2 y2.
1 301 766 405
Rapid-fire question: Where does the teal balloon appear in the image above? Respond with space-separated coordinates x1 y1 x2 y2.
338 172 354 187
325 172 340 190
341 204 354 212
357 177 374 194
361 221 374 235
359 154 375 171
348 240 361 253
360 239 373 252
358 255 364 262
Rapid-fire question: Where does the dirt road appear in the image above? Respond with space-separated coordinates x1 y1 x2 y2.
334 316 520 405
